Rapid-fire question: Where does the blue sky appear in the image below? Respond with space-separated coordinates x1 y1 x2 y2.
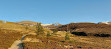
0 0 111 24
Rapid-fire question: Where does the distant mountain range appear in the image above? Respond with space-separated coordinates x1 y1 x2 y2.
15 21 53 26
1 20 111 25
1 20 111 36
15 21 38 25
98 21 111 25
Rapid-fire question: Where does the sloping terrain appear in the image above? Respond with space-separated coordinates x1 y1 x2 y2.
0 21 111 49
0 21 54 49
57 23 111 36
0 21 32 49
0 21 27 31
0 29 22 49
23 33 111 49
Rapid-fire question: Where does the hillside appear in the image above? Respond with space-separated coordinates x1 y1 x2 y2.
0 21 111 49
0 21 53 49
0 29 23 49
57 23 111 36
23 32 111 49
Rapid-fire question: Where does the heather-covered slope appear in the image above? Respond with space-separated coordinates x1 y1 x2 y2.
0 29 22 49
57 23 111 36
23 32 111 49
0 21 111 49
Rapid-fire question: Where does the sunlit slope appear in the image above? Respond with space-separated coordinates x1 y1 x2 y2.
0 29 23 49
0 21 31 31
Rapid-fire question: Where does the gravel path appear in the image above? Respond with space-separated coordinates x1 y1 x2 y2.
8 40 23 49
8 35 28 49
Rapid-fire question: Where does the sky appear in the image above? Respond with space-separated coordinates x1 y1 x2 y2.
0 0 111 24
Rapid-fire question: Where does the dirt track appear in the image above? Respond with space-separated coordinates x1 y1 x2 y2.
8 40 23 49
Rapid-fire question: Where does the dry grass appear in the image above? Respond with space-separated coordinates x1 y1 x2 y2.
0 21 111 49
0 29 22 49
0 21 54 49
23 32 111 49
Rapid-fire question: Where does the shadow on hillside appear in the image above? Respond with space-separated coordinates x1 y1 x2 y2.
94 34 110 37
71 32 111 37
17 43 24 49
71 32 87 36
